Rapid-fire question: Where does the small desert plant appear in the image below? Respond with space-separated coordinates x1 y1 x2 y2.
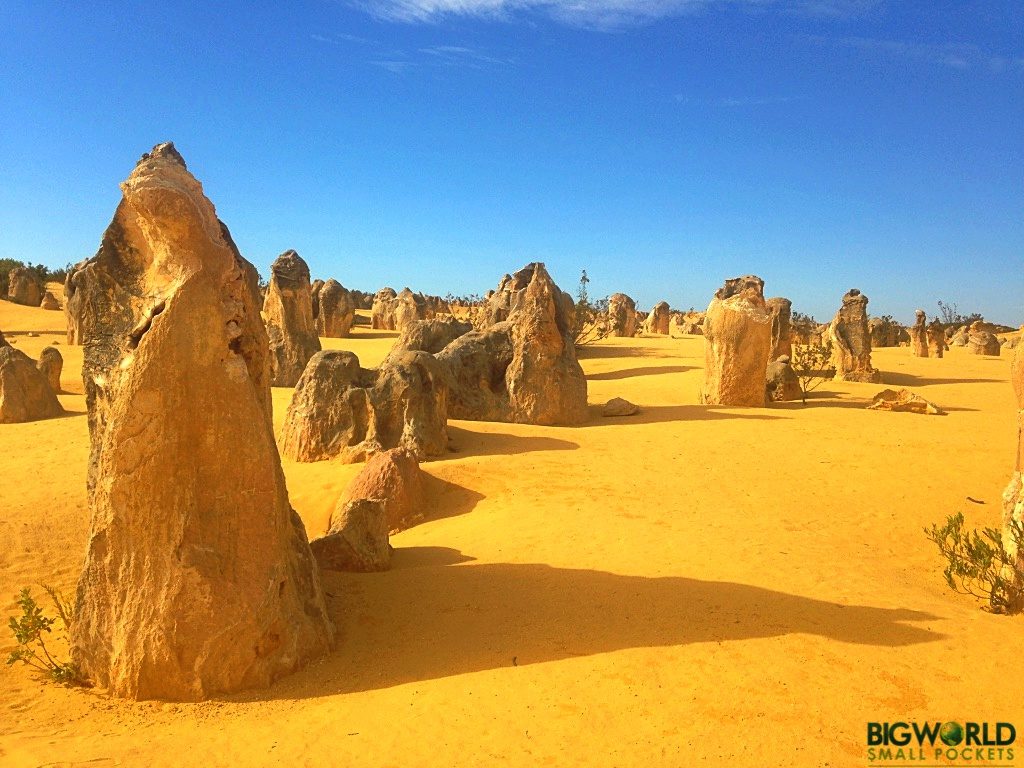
6 586 87 686
790 340 834 404
936 300 983 329
925 513 1024 614
572 270 611 347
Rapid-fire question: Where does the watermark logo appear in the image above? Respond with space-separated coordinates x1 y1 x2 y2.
867 721 1015 766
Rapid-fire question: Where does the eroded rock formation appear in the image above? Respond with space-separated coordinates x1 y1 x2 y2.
828 289 881 383
70 143 333 701
371 287 398 330
642 301 670 335
40 291 60 311
316 279 355 338
7 266 41 307
766 297 793 362
263 250 321 386
606 293 637 338
909 310 928 357
926 319 946 358
765 354 801 402
37 346 63 394
867 388 945 415
701 275 773 406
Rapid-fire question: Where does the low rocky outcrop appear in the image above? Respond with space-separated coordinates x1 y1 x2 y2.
967 321 1001 356
309 499 391 572
336 447 425 533
602 397 639 416
40 291 61 310
867 388 946 415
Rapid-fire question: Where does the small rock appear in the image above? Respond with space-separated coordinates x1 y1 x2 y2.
602 397 639 417
866 388 946 416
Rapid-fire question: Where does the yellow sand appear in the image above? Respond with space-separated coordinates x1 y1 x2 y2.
1 298 1021 767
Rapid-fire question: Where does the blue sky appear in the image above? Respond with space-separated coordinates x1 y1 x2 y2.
1 0 1021 323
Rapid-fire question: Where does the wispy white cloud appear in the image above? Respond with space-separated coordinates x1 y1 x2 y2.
311 31 378 45
358 0 881 30
801 34 1024 72
418 44 513 66
673 93 803 107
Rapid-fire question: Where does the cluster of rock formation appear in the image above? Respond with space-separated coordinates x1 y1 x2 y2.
280 348 448 463
670 311 705 336
68 143 333 701
370 288 449 333
440 263 588 425
828 289 881 383
0 332 64 423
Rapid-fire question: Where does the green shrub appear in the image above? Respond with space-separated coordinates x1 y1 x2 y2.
925 513 1024 614
6 586 88 686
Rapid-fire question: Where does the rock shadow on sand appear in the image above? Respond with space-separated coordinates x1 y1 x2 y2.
576 345 683 360
586 365 692 381
881 372 1003 387
443 424 579 459
587 404 779 425
253 552 944 701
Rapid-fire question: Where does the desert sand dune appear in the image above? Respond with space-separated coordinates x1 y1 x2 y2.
0 299 1021 766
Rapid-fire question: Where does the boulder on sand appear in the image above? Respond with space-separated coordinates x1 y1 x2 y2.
309 499 391 572
0 335 64 423
36 346 63 394
336 447 425 533
866 388 945 416
765 354 801 402
7 266 42 307
315 278 355 338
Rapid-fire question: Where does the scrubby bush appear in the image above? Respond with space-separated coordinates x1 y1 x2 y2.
790 340 834 404
572 270 611 347
6 586 87 686
925 512 1024 614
